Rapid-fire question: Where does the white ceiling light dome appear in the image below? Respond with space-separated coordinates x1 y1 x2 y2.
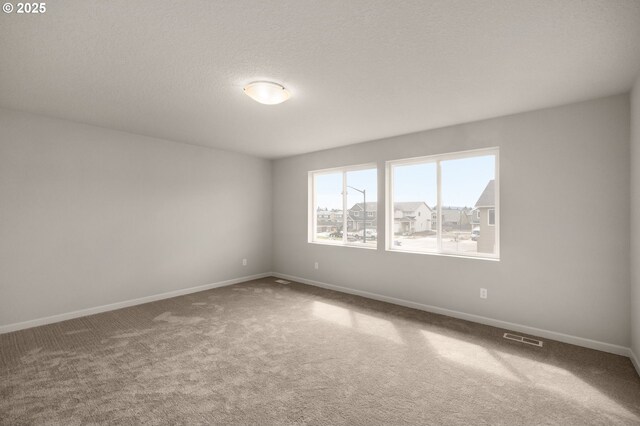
243 81 290 105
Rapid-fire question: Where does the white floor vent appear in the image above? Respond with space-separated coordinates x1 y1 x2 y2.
503 333 543 347
274 279 291 284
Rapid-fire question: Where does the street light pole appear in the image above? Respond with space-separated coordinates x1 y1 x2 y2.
347 185 366 243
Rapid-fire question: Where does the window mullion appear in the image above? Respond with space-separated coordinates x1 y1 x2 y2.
387 164 392 251
436 160 442 252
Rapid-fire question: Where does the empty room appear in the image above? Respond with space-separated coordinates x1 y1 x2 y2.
2 1 640 424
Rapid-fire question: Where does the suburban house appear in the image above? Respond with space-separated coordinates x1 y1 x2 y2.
348 202 377 232
317 201 432 235
431 207 474 231
315 208 343 233
393 202 432 235
474 180 496 253
471 209 481 228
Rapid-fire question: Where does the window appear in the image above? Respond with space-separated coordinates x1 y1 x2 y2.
309 164 377 248
386 148 498 259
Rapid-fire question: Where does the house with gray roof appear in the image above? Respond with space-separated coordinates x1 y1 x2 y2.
474 180 496 253
431 206 474 231
348 202 377 232
316 208 344 233
393 202 432 235
346 201 432 235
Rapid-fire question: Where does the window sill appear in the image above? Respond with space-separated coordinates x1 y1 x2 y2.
386 248 500 261
308 241 378 250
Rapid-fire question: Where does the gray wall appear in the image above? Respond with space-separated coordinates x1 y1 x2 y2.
632 76 640 359
273 94 631 347
0 108 272 327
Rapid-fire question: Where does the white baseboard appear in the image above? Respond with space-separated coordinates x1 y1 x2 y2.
273 272 632 358
0 272 272 335
631 350 640 377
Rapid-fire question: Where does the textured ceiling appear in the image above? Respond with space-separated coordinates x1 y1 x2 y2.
1 1 640 158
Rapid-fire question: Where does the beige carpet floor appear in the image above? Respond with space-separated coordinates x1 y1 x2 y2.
1 277 639 425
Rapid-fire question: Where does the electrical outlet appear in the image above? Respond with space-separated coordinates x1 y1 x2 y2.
480 288 487 299
242 258 247 266
314 262 319 270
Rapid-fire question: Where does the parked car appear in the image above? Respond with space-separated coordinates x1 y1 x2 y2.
471 228 480 241
355 229 377 240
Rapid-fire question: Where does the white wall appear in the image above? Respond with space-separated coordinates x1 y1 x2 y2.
273 94 631 348
0 108 272 327
631 75 640 361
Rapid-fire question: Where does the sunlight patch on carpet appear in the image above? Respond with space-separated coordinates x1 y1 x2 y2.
312 301 402 344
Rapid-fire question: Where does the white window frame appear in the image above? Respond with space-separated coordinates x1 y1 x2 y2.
385 147 499 260
308 163 377 249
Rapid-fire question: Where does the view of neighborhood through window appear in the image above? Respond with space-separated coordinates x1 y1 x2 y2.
388 149 498 258
391 162 437 252
312 165 377 248
310 149 498 258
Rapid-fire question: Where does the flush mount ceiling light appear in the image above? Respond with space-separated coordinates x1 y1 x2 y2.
243 81 290 105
